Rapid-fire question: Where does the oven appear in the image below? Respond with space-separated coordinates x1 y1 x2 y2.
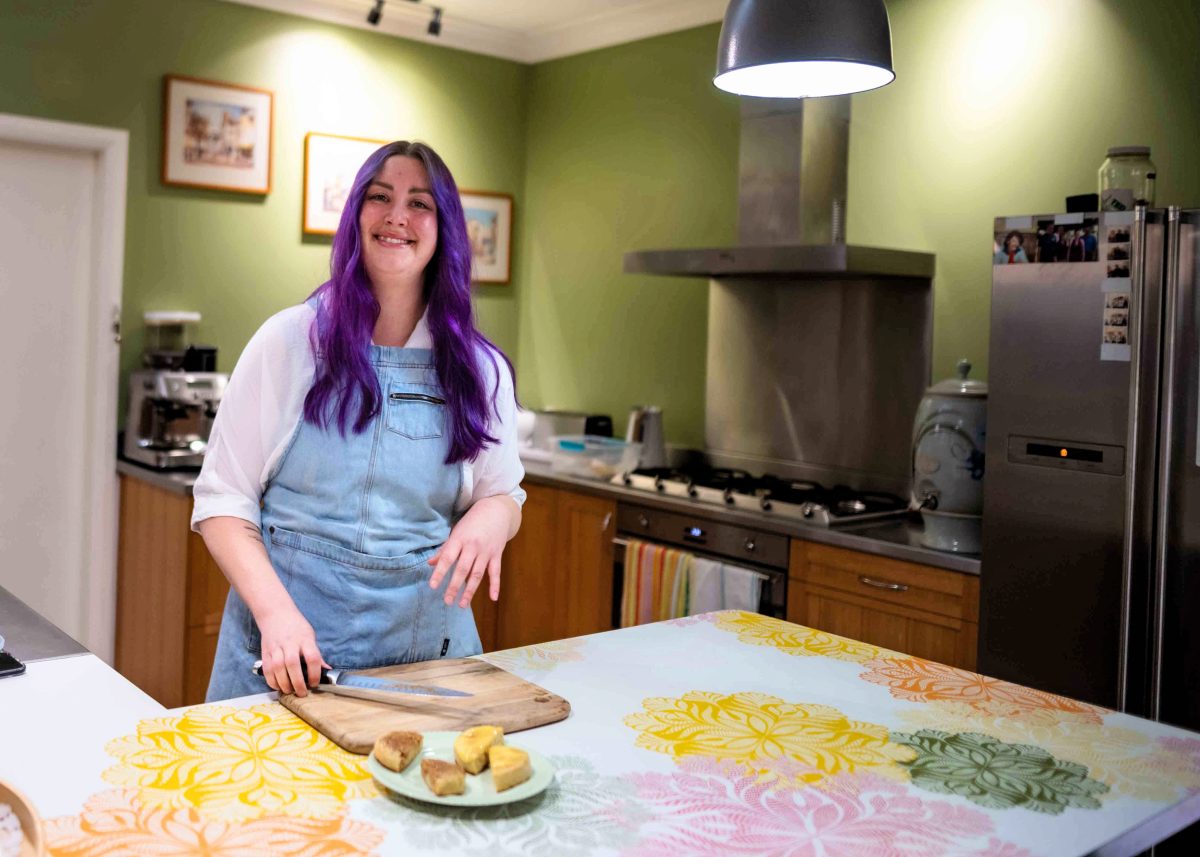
611 502 789 626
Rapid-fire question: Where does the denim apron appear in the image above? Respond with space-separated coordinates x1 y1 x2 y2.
205 345 481 701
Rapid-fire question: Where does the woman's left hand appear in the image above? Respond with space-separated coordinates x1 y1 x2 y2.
428 495 518 608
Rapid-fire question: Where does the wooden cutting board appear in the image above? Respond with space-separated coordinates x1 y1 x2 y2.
279 658 571 754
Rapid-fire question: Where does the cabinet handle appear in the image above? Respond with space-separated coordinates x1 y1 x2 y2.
600 512 612 533
859 575 908 592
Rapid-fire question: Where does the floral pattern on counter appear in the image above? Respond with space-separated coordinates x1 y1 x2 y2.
897 701 1200 802
622 758 1038 857
101 704 376 821
478 637 587 676
711 611 898 664
624 690 915 787
44 789 384 856
860 657 1108 723
891 729 1109 814
361 755 649 856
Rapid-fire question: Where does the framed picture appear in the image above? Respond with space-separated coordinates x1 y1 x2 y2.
303 132 387 236
161 74 273 194
460 191 513 284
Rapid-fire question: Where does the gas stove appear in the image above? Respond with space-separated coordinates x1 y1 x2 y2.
611 466 910 527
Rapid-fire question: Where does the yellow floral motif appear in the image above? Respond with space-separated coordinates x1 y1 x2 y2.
624 690 916 786
102 704 376 821
898 700 1200 803
44 789 385 856
480 638 586 674
713 611 898 664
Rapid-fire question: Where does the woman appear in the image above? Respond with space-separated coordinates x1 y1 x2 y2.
193 141 525 701
994 231 1028 264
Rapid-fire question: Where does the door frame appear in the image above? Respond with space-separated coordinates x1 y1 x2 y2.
0 113 128 662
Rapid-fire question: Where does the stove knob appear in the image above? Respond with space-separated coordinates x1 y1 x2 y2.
723 488 735 506
687 483 698 499
622 472 632 486
802 503 815 519
760 498 773 511
638 514 650 529
744 538 756 553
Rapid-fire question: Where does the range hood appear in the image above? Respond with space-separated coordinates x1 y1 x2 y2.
623 96 934 279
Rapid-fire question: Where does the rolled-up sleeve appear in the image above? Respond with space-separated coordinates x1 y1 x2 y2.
191 305 316 531
461 348 526 511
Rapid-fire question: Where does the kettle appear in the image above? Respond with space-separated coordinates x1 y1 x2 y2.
626 406 667 469
911 359 987 553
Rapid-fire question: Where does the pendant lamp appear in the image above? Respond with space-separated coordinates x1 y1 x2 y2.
714 0 895 98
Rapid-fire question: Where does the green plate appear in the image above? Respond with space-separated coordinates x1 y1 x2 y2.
367 731 555 807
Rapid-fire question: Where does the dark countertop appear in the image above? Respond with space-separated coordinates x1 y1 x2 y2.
114 456 981 575
0 584 88 662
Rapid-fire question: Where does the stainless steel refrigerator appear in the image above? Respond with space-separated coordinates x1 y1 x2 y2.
980 207 1198 742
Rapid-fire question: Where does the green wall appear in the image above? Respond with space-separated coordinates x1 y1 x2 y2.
4 0 1199 447
518 0 1200 446
0 0 527 414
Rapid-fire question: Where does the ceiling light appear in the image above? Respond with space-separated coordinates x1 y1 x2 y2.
367 0 384 26
428 6 442 36
714 0 896 98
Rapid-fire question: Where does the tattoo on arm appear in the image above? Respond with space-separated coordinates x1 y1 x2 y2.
240 522 265 545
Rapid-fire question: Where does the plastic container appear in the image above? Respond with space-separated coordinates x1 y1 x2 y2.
1098 146 1156 211
550 435 641 481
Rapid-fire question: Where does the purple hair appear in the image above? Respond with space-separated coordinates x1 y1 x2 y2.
303 140 514 463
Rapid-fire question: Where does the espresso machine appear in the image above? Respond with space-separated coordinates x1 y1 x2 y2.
123 312 227 469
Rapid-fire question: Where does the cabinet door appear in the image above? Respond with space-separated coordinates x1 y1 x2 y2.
556 491 617 639
495 484 560 650
788 540 979 670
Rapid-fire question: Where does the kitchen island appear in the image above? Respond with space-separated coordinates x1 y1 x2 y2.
3 590 1198 855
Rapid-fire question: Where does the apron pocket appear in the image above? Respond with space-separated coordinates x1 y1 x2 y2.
386 383 445 440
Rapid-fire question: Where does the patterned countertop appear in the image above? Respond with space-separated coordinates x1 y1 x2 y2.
3 612 1196 855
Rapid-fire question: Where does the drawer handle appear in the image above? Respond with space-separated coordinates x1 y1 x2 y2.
859 575 908 592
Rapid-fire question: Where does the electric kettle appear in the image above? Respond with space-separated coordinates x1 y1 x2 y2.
626 406 667 469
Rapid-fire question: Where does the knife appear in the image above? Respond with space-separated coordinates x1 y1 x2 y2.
251 659 472 700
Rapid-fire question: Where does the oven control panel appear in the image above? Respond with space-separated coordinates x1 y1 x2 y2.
616 503 789 570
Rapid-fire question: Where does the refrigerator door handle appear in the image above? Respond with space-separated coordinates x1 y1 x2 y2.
1149 206 1183 720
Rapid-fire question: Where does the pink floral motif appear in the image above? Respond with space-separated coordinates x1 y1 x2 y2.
619 758 1036 857
1159 736 1200 791
665 613 724 628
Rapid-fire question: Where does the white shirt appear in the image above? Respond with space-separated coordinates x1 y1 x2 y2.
190 303 526 531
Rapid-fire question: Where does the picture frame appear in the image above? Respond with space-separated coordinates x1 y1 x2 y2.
460 190 513 284
161 74 273 194
303 132 387 236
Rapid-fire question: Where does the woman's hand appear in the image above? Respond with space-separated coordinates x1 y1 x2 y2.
256 603 330 697
428 495 519 608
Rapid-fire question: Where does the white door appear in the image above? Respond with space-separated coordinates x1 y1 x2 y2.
0 115 127 662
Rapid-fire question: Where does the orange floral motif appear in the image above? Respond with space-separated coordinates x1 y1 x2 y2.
859 658 1107 722
44 789 385 856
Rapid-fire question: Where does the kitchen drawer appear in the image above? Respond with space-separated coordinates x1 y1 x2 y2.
790 541 979 623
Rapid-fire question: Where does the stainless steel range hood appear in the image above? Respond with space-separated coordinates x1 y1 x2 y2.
623 97 934 279
624 97 934 496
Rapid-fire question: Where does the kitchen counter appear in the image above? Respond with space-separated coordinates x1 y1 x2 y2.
521 460 982 575
2 609 1198 855
0 583 87 662
115 456 982 574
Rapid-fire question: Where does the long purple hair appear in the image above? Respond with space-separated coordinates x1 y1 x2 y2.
303 140 513 463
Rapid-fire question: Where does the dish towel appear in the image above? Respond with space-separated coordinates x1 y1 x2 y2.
620 539 694 627
689 557 762 614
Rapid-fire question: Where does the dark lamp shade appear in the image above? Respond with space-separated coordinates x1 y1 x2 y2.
714 0 895 98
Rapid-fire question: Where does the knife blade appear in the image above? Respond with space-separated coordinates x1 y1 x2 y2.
251 660 472 699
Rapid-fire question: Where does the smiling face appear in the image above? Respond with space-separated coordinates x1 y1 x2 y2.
358 155 438 291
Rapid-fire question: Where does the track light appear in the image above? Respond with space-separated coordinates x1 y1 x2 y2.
428 6 442 36
367 0 384 25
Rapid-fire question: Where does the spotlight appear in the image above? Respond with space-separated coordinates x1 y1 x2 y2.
367 0 384 25
428 6 442 36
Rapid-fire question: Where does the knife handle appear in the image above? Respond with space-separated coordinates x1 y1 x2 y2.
250 658 329 684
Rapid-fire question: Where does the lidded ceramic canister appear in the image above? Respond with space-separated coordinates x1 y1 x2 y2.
911 359 988 516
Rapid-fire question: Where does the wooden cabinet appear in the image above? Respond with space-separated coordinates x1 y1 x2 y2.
788 540 980 670
489 483 616 651
115 475 228 707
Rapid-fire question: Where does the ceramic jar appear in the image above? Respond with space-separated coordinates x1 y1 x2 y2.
911 359 987 553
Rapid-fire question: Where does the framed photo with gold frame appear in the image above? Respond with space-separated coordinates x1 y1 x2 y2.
161 74 273 194
460 190 513 284
303 132 388 236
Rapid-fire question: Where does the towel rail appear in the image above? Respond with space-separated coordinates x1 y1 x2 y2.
611 537 772 582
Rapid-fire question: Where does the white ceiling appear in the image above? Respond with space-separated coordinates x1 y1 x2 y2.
220 0 729 64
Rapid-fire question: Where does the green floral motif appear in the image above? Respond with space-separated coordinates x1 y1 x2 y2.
892 729 1109 815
